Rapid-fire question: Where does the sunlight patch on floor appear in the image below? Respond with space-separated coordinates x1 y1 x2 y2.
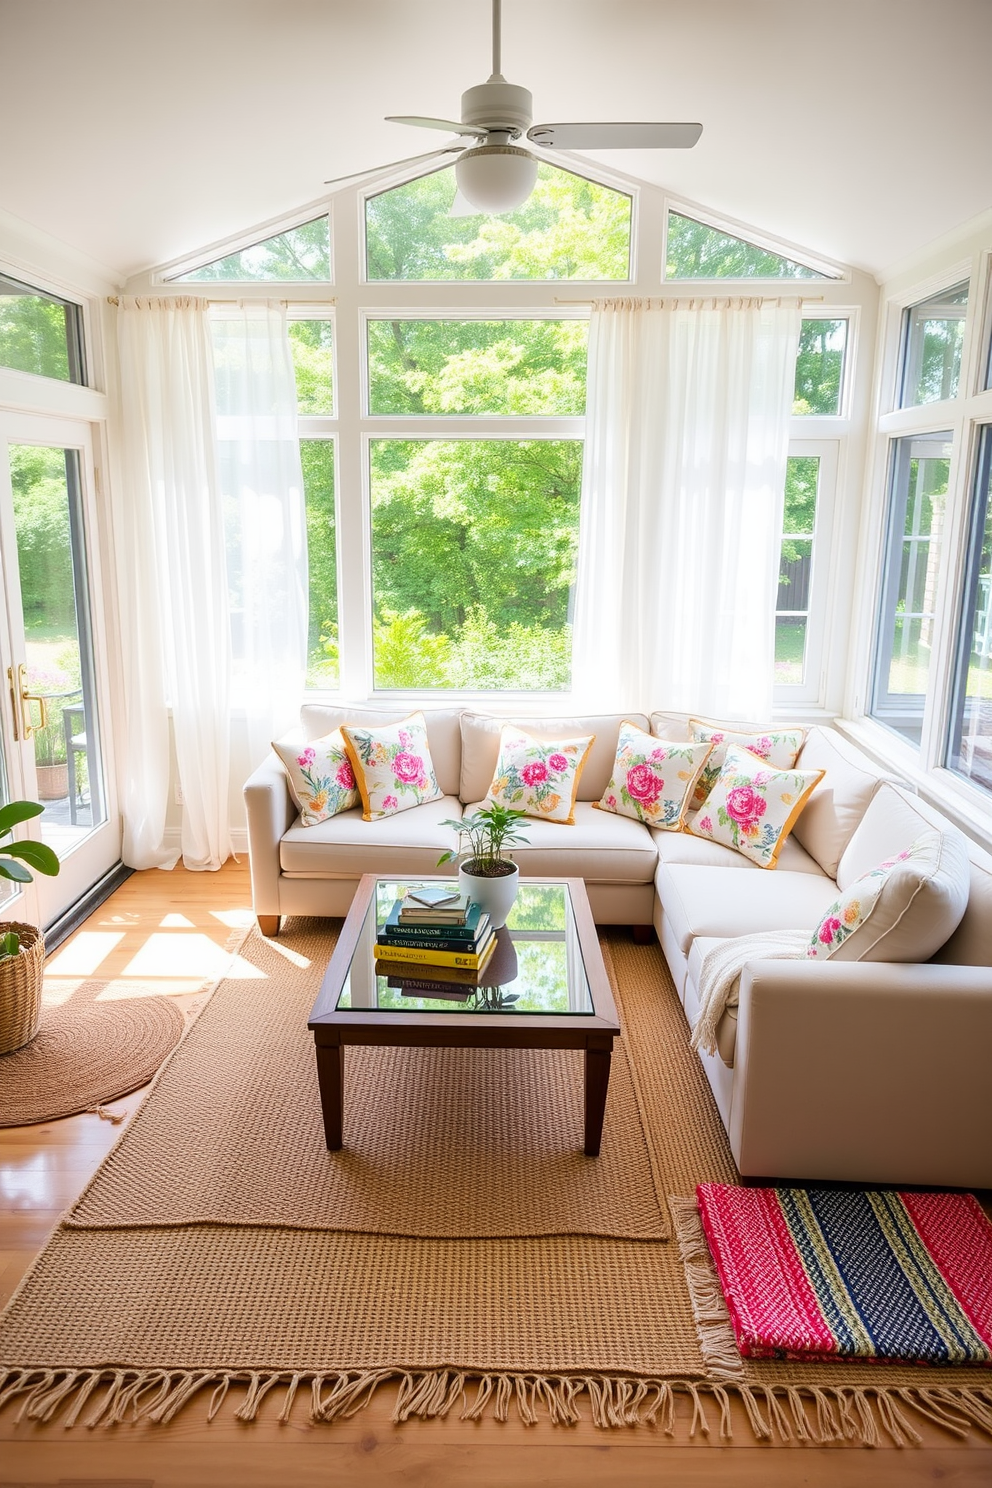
45 931 125 977
121 933 266 980
209 908 256 929
40 977 88 1007
263 939 312 969
159 913 196 929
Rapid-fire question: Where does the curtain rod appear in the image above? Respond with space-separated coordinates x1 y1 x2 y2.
554 294 825 307
106 296 337 307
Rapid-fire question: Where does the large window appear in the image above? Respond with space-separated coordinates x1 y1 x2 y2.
870 432 952 745
899 281 969 408
793 319 848 416
775 456 820 684
947 428 992 792
0 274 84 383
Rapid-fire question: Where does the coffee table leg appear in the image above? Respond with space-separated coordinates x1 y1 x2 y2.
584 1044 612 1156
315 1041 344 1150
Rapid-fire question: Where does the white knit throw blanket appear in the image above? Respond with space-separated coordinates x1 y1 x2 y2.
691 930 810 1058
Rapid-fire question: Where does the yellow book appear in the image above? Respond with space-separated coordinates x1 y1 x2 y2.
372 933 496 971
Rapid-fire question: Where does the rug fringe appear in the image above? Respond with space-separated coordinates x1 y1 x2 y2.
1 1366 990 1444
668 1193 744 1382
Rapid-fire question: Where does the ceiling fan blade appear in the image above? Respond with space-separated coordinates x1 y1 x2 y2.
527 122 703 150
387 115 486 138
448 189 482 218
323 144 464 188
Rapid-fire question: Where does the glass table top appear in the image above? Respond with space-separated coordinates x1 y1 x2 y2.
335 879 594 1016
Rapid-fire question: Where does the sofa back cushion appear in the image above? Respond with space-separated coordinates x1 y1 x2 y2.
301 705 462 798
459 711 646 804
793 727 894 879
837 782 992 966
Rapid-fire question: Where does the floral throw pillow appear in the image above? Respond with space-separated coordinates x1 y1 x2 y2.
806 831 964 961
688 744 824 868
689 718 807 807
271 729 360 827
488 725 594 825
595 722 714 830
340 713 442 821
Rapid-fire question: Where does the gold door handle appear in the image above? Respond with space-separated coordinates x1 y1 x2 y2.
7 663 46 740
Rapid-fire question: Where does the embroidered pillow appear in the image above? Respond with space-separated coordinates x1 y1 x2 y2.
689 744 824 869
807 829 971 961
689 718 807 807
272 729 360 827
487 725 594 825
340 712 442 821
595 722 714 830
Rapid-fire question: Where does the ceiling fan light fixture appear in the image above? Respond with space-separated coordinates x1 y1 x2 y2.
455 143 538 215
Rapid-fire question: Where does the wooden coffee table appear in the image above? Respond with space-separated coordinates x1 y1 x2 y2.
308 876 620 1156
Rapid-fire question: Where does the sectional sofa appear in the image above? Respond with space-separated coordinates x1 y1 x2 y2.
244 704 992 1189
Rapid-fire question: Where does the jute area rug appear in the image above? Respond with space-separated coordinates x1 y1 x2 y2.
0 920 990 1445
0 977 185 1128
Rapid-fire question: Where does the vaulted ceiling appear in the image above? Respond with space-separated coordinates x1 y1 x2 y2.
4 0 990 281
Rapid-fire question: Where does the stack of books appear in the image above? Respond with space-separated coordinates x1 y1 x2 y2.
373 886 496 995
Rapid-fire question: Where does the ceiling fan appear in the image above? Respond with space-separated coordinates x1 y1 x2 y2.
325 0 702 214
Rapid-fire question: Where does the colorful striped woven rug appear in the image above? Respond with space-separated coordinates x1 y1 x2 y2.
696 1184 992 1366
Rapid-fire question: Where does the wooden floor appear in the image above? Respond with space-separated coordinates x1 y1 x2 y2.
1 862 990 1488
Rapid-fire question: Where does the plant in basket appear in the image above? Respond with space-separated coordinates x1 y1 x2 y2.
0 800 60 1054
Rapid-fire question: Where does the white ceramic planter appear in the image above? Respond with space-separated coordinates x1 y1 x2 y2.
458 861 520 930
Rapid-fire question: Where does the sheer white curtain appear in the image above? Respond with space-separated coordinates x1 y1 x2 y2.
114 298 307 871
115 296 231 871
572 297 801 720
211 303 308 769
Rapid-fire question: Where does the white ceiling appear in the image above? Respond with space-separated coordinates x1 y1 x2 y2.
3 0 990 282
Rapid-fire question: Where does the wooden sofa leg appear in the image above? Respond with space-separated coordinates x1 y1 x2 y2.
632 924 654 945
257 915 281 938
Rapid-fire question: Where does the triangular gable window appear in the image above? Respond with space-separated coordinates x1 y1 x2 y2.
366 163 631 282
169 216 330 283
666 210 832 280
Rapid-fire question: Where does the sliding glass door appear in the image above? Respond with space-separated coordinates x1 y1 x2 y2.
0 412 119 928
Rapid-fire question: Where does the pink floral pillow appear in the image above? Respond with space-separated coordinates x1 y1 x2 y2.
272 729 360 827
806 831 968 961
689 718 807 807
596 722 714 830
340 713 442 821
488 725 594 824
688 744 824 868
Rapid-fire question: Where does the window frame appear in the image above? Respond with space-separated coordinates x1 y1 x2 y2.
773 440 839 708
0 271 86 386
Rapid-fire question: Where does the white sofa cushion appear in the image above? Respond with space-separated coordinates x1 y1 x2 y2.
653 820 824 874
656 861 837 954
464 799 657 884
279 795 463 878
301 705 463 799
459 711 647 805
792 727 892 878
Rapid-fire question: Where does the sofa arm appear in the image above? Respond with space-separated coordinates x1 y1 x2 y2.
244 753 296 925
729 958 992 1188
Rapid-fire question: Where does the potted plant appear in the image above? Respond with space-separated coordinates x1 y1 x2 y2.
0 800 60 1054
438 803 529 929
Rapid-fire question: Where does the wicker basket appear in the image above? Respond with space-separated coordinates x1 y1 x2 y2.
0 921 46 1055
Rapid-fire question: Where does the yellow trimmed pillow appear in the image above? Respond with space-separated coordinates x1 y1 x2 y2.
488 725 594 825
340 712 442 821
271 729 360 826
689 744 824 868
689 717 807 806
595 722 714 830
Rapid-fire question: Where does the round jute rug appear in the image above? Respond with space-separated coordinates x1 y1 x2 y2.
0 993 185 1127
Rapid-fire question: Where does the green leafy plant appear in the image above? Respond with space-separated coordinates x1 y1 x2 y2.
437 803 529 878
0 800 60 959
